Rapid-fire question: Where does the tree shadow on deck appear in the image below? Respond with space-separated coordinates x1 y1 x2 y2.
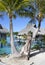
30 48 45 58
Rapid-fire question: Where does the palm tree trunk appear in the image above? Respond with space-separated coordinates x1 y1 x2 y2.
10 19 14 54
38 21 41 29
27 40 31 60
27 20 41 60
9 15 18 54
33 28 39 39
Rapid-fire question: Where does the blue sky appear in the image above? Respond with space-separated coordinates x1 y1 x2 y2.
0 15 45 32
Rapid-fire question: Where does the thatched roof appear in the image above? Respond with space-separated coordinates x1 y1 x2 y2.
18 23 45 35
0 24 8 33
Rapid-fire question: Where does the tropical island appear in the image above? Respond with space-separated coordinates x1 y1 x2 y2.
0 0 45 65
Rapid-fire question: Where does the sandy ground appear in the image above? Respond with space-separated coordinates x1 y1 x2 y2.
0 50 45 65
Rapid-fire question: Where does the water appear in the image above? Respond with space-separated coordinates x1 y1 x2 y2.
0 46 11 54
0 37 23 55
0 45 23 55
0 36 44 55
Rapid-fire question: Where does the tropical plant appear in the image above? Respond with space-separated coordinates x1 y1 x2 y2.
25 0 45 60
20 0 45 60
29 0 45 39
42 35 45 42
6 32 10 37
26 0 45 29
1 39 6 45
35 0 45 28
13 32 18 35
22 34 27 39
16 1 36 60
28 0 45 60
32 44 40 50
0 0 30 54
0 39 6 48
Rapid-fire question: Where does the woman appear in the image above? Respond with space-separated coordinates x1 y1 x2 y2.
20 33 32 59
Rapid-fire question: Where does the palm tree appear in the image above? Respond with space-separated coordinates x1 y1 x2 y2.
31 0 45 39
18 3 36 56
36 0 45 28
28 1 45 60
19 0 44 58
20 0 45 60
0 0 29 54
34 0 45 29
17 1 37 59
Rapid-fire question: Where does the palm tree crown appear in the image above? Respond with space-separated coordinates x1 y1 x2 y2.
0 0 30 54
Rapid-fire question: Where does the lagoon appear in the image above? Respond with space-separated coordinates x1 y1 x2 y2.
0 37 24 55
0 46 11 55
0 36 44 55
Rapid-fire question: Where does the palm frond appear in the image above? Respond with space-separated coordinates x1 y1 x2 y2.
0 1 7 11
16 5 36 18
36 0 45 14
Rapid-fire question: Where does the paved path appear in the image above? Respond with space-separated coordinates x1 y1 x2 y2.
0 62 6 65
30 52 45 65
0 51 45 65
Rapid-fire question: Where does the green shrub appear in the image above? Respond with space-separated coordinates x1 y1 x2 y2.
32 44 40 50
1 39 6 45
18 41 26 45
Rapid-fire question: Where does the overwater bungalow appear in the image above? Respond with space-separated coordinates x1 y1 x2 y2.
0 24 8 47
18 23 45 36
18 22 45 45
